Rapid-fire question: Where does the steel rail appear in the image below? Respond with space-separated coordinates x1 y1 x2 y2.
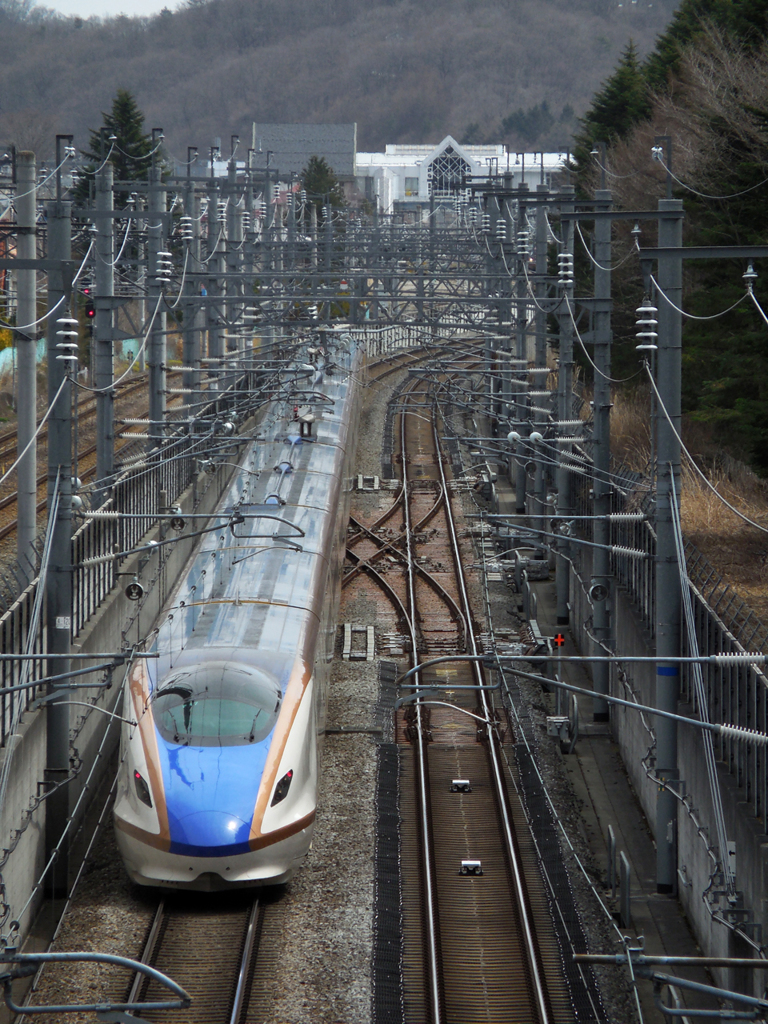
344 513 467 639
228 899 261 1024
125 898 167 1007
432 409 552 1024
401 380 444 1024
343 547 411 626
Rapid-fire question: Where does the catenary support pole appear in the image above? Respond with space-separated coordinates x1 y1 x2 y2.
15 151 37 576
182 176 200 407
591 190 613 720
147 164 166 446
207 178 223 391
654 196 684 893
45 189 73 899
94 161 114 502
556 186 575 624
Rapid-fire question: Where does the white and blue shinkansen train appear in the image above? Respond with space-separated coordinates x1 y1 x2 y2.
114 335 362 889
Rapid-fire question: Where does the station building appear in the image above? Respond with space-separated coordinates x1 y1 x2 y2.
187 127 569 217
355 137 568 215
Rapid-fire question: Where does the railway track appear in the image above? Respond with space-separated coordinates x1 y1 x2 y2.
127 896 262 1024
349 373 575 1022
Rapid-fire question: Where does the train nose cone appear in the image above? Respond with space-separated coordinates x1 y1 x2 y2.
170 810 251 856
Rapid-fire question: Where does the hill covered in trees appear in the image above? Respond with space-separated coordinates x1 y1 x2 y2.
573 0 768 473
0 0 677 157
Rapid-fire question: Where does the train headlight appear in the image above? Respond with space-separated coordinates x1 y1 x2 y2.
134 770 153 808
271 769 293 806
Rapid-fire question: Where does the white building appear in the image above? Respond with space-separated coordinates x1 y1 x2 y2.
355 136 568 215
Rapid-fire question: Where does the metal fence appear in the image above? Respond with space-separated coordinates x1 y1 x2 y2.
0 326 421 749
596 465 768 829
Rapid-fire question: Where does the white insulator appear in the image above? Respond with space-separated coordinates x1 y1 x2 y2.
481 213 491 233
259 200 267 217
610 546 648 559
300 189 307 203
608 513 646 522
496 221 507 241
712 653 768 666
468 207 478 224
719 724 768 745
273 185 281 200
242 212 251 231
83 511 122 519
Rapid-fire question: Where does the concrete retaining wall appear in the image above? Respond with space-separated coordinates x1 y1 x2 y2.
3 444 248 944
570 568 768 996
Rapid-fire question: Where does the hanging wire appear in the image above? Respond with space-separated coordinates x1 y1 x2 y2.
80 140 117 177
575 221 639 272
0 239 95 332
167 247 190 310
654 152 768 201
0 378 67 489
669 468 735 894
0 471 61 825
566 295 643 384
645 364 768 536
650 275 750 321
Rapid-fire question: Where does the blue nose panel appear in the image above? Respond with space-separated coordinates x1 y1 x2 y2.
169 809 252 856
157 740 269 857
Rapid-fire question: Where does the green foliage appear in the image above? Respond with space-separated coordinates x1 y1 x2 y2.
676 108 768 469
644 0 768 89
301 156 344 220
73 88 155 204
572 41 651 187
502 102 556 144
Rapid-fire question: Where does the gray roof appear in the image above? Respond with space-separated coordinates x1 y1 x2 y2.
252 124 357 177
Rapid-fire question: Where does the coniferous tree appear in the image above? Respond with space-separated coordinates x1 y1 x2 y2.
301 156 344 222
644 0 768 89
572 41 651 191
73 89 155 205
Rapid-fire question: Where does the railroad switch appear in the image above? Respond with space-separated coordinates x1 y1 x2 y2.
460 860 483 875
451 779 471 792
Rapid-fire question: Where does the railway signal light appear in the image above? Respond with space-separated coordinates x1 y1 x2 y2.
83 287 95 319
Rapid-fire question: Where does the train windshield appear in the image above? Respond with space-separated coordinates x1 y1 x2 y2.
151 660 282 747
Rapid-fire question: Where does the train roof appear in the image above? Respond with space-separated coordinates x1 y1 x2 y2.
150 341 361 682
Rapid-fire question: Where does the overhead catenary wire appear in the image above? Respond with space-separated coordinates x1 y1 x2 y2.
654 152 768 202
650 274 750 321
645 364 768 536
0 239 95 333
566 295 642 384
575 221 639 272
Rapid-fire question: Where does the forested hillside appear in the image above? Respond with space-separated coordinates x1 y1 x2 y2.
574 0 768 473
0 0 677 157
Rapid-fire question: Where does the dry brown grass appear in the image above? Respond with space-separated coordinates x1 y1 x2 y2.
611 388 653 473
609 387 768 622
